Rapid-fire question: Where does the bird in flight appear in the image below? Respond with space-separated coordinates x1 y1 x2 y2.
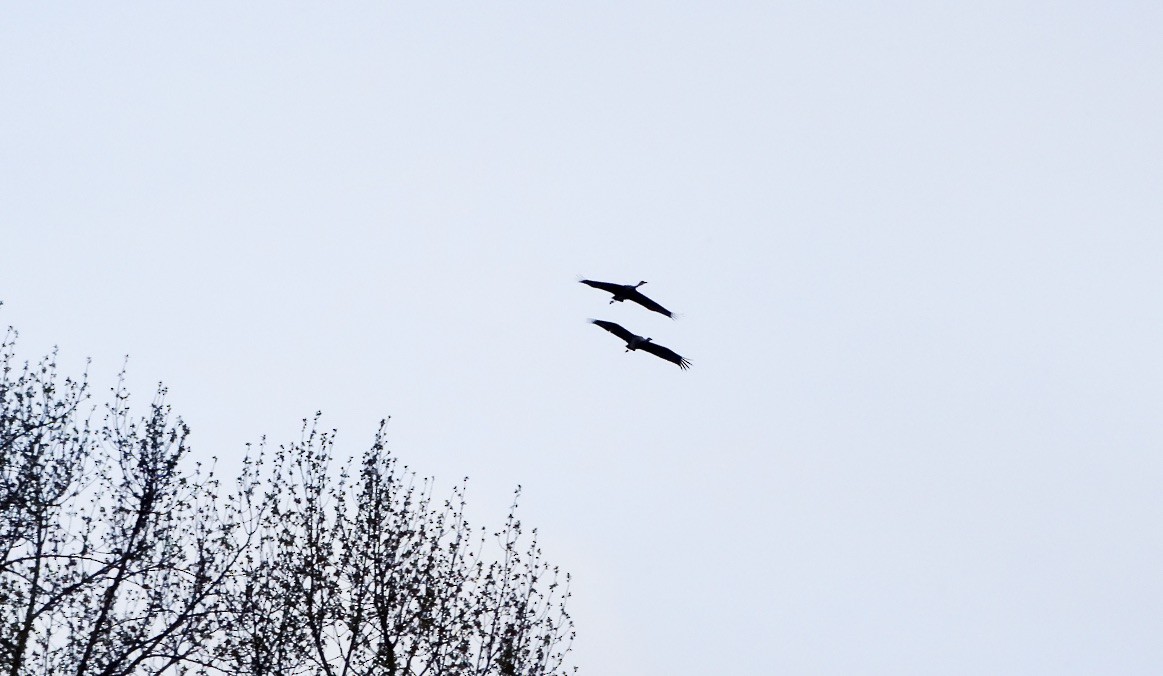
590 319 691 370
579 279 675 318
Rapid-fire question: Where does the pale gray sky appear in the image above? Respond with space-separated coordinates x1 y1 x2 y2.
3 4 1162 674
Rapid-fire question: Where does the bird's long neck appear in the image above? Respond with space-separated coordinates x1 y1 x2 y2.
627 335 650 350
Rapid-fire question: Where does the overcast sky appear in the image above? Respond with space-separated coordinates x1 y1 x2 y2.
3 4 1162 674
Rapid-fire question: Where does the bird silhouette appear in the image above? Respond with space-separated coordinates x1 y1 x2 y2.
580 279 675 318
590 319 691 370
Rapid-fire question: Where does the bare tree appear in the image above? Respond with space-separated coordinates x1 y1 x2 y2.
222 418 574 676
1 328 243 676
0 325 575 676
1 333 93 675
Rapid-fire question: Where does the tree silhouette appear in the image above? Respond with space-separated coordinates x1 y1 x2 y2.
0 326 574 675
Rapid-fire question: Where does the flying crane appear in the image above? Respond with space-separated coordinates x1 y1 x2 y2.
579 279 675 318
590 319 691 370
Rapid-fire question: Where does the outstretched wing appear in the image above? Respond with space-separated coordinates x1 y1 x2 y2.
579 279 624 296
627 289 674 318
590 319 636 344
639 340 691 370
